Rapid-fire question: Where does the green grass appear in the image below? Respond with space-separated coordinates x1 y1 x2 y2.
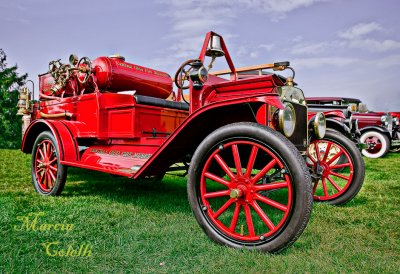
0 149 399 273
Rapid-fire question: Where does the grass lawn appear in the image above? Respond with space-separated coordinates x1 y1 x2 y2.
0 149 399 273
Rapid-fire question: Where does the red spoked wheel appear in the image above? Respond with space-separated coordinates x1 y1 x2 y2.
200 140 292 241
31 131 67 196
188 123 312 253
307 130 365 205
34 139 58 191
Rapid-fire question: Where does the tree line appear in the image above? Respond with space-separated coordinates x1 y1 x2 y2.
0 49 27 149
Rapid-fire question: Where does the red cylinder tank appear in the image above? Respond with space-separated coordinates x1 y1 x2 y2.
93 56 173 99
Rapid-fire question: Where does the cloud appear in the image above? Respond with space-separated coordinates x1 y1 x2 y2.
236 0 329 21
158 0 327 38
292 36 303 43
374 54 400 68
291 42 328 55
337 22 400 53
155 0 329 67
338 22 382 40
292 53 400 70
292 57 359 68
347 38 400 53
258 44 275 51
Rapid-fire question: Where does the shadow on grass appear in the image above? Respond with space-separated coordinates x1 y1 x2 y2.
63 167 190 212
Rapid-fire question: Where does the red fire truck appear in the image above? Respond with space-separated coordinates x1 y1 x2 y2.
17 32 364 253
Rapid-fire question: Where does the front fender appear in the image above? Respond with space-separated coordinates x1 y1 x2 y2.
359 126 391 136
326 118 351 135
134 95 282 178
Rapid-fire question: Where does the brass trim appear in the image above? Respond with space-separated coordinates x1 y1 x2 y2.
313 112 326 139
39 111 73 119
210 63 275 76
229 189 242 199
278 103 296 138
198 66 208 83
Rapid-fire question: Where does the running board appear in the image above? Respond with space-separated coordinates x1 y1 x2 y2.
61 145 158 177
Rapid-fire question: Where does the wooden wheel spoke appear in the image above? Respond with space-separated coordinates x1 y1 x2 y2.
214 154 235 180
44 172 50 189
322 178 328 197
204 172 231 187
47 172 54 189
312 179 319 194
46 143 52 157
229 203 241 232
329 171 350 181
327 176 342 192
204 190 230 199
327 150 343 165
254 193 287 212
322 142 332 162
307 156 316 164
38 147 45 160
245 146 258 177
49 165 58 172
250 201 275 231
49 158 57 164
38 172 45 185
251 159 277 184
213 198 235 219
48 169 56 182
43 143 47 159
253 181 288 191
244 204 255 237
232 144 243 176
330 163 350 169
315 143 322 161
36 159 45 165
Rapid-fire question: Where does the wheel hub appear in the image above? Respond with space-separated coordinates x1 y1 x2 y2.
230 188 243 199
320 162 331 177
314 160 331 178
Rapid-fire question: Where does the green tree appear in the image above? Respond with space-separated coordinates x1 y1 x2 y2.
0 49 28 149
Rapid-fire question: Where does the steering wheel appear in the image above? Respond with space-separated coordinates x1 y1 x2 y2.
77 57 92 84
174 59 195 90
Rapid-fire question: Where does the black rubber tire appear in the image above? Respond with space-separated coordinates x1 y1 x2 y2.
310 129 365 205
360 131 390 158
187 122 313 253
31 131 67 196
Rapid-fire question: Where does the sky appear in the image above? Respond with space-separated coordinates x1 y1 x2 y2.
1 0 399 111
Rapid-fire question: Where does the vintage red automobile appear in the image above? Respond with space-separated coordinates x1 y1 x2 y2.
17 32 364 253
306 97 400 157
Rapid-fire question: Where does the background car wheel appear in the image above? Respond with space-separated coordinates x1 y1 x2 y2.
360 131 390 158
141 172 166 183
307 130 365 205
31 131 67 196
188 122 313 253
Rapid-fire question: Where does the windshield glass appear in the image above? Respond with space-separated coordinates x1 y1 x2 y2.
277 86 306 105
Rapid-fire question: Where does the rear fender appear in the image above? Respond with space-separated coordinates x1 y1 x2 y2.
21 119 79 162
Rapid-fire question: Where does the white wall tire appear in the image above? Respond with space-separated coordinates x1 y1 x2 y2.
360 131 390 158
